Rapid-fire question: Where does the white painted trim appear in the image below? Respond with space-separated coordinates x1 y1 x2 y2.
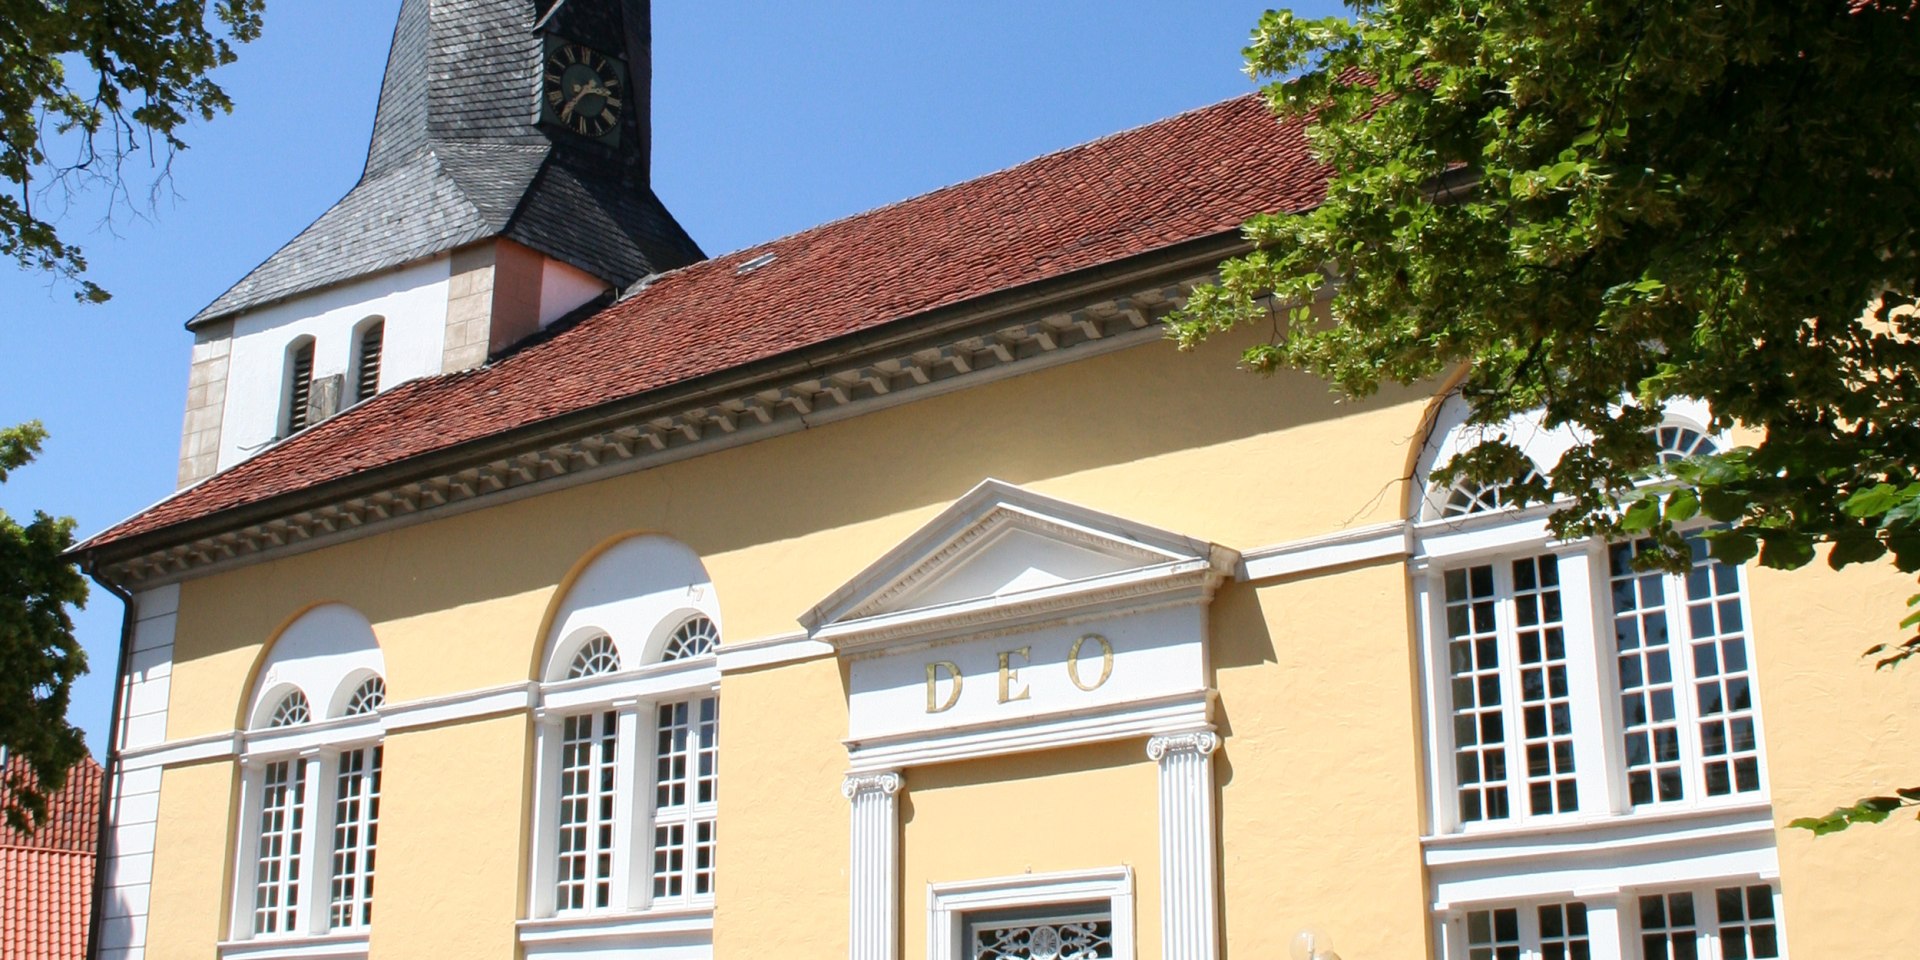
846 771 905 960
216 932 369 960
1422 803 1776 868
844 690 1210 773
382 681 534 730
515 906 714 946
1148 730 1220 960
805 478 1227 632
927 866 1135 960
119 731 240 771
537 664 718 715
714 631 832 672
1427 807 1781 908
1236 522 1409 581
819 562 1224 655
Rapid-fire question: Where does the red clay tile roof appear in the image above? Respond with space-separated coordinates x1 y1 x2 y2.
83 94 1325 551
2 757 100 960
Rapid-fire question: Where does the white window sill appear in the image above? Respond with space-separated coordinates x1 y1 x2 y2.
1423 799 1775 866
216 931 369 960
517 906 714 952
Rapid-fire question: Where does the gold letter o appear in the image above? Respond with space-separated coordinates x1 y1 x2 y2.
1067 634 1114 692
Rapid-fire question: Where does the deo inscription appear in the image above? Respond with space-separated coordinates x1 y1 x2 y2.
924 633 1114 713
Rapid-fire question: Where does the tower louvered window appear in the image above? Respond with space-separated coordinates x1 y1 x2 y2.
286 340 316 434
356 321 384 403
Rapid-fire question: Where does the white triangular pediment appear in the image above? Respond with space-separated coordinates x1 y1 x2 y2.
803 479 1233 635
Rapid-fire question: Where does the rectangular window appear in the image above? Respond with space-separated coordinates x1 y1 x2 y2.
286 341 315 434
555 710 619 912
1538 901 1591 960
1611 539 1762 808
651 696 718 901
1713 884 1781 960
969 905 1115 960
1466 907 1520 960
328 746 381 930
1635 885 1785 960
1442 554 1579 824
253 759 307 935
1454 901 1590 960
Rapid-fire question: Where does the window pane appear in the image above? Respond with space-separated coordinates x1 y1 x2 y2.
1716 884 1782 959
1639 892 1700 960
1611 543 1687 807
1539 902 1590 960
1465 907 1520 960
1444 565 1510 823
254 759 308 934
555 711 618 912
1512 556 1577 815
1683 544 1762 797
328 747 382 930
652 695 719 902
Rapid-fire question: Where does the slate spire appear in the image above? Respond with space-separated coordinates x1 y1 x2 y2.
190 0 702 328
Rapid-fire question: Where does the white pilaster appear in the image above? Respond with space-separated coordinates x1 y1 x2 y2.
1148 730 1219 960
844 770 904 960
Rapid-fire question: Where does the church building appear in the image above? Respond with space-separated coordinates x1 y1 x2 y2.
72 2 1918 959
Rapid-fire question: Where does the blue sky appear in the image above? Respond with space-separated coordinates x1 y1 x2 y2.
0 1 1339 756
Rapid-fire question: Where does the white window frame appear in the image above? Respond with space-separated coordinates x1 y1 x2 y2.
1439 881 1787 960
1416 519 1773 837
225 720 385 955
927 867 1135 960
521 637 722 954
1626 882 1788 960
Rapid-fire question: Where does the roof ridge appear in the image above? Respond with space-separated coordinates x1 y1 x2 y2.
673 93 1267 271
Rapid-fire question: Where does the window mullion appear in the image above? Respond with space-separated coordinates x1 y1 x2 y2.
1416 572 1459 834
1493 561 1529 825
610 705 641 910
295 754 327 937
1663 567 1708 804
1552 548 1613 818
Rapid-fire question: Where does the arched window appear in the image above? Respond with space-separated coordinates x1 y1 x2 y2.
1655 424 1719 463
344 676 386 716
1439 469 1543 520
567 634 621 678
354 319 384 404
662 616 719 661
235 605 386 944
530 535 722 942
285 338 317 434
269 690 311 727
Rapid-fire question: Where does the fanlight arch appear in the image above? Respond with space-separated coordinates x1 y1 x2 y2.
1413 395 1725 521
538 534 722 682
246 603 387 728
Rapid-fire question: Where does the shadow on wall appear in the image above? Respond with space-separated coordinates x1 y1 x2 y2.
175 326 1434 686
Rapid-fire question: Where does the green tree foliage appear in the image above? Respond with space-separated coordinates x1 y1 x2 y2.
1167 1 1920 831
0 422 89 833
0 0 264 302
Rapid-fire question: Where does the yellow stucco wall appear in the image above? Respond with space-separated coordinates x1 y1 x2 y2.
130 321 1920 959
1747 558 1920 955
711 655 850 958
145 761 239 959
1213 563 1431 959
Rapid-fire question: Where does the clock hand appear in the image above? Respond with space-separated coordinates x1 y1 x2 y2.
561 82 593 120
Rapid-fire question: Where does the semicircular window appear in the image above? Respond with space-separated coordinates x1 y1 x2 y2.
1440 470 1543 519
344 676 386 716
269 690 311 728
1654 425 1719 464
568 634 621 679
662 615 720 662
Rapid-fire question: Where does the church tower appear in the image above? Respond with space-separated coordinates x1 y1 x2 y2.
176 0 702 488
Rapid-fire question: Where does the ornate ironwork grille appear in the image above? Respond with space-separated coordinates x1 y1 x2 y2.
968 907 1114 960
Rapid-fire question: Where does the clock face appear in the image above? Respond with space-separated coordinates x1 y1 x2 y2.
542 41 624 142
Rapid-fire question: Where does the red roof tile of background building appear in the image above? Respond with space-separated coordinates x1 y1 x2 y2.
2 756 101 960
83 94 1325 551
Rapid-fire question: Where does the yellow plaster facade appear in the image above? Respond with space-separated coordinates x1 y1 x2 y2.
117 322 1920 960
